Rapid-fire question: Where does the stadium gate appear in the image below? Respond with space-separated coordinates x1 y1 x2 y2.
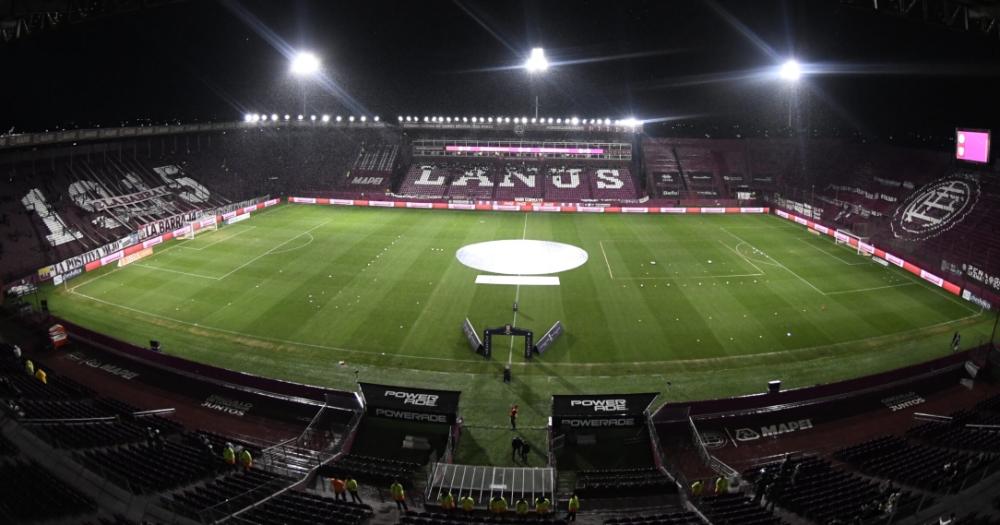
550 393 659 466
357 383 463 463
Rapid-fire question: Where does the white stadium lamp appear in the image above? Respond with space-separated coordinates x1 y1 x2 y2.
271 113 279 121
374 116 379 122
571 117 579 125
297 114 303 121
322 114 330 122
531 118 537 124
604 118 611 125
779 59 802 82
336 116 343 122
244 113 253 122
360 116 367 122
284 114 290 121
398 116 403 122
525 47 548 73
462 117 468 122
547 118 553 123
290 51 321 76
488 117 493 123
310 115 316 121
349 116 355 122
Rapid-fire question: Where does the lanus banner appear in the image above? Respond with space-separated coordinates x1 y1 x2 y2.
359 382 461 424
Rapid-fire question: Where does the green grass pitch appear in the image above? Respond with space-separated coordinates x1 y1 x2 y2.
40 203 992 465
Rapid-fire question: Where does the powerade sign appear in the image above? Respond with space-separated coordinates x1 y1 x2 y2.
384 390 438 407
552 392 657 427
570 399 627 412
360 382 460 423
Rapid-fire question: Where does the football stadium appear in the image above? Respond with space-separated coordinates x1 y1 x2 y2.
1 1 1000 524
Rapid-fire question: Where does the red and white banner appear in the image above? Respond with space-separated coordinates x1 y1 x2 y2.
289 198 770 217
118 247 153 268
142 237 163 249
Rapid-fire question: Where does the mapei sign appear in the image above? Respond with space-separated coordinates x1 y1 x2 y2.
891 174 980 242
731 418 813 442
385 390 439 407
570 399 627 412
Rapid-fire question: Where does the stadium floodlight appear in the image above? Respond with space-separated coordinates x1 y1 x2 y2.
525 47 548 73
290 51 321 76
349 116 355 122
462 117 468 123
271 114 279 121
604 118 611 125
310 115 316 121
360 116 367 122
398 116 403 122
531 118 537 124
374 116 380 122
571 117 579 125
488 117 494 123
336 116 343 122
297 114 304 121
244 113 253 123
504 117 511 123
284 114 290 121
446 117 451 122
322 114 330 122
779 59 802 82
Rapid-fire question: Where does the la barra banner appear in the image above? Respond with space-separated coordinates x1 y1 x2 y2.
359 382 461 424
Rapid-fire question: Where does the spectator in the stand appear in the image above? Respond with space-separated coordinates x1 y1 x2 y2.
34 367 46 385
460 494 475 514
439 489 455 511
515 496 529 516
763 483 776 512
790 463 801 486
939 513 955 525
12 345 21 360
566 493 580 521
535 495 551 516
390 480 408 511
222 443 236 467
24 359 34 377
238 447 253 472
489 494 507 514
346 477 362 503
512 435 523 461
331 477 346 501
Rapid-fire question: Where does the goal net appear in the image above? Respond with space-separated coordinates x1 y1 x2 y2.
182 217 218 240
834 229 874 257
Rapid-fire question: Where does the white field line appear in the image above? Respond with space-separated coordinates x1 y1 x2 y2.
508 212 528 366
130 264 221 281
797 237 868 266
824 282 918 295
66 288 986 369
598 240 615 280
266 232 315 256
717 240 768 274
182 226 257 251
216 221 329 280
619 273 764 281
721 228 827 296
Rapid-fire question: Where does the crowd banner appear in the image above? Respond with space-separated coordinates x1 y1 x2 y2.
359 382 461 424
288 197 770 216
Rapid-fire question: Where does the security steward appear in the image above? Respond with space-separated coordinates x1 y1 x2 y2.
535 495 551 515
439 490 455 511
390 480 408 511
460 494 475 514
345 477 362 503
238 447 253 472
567 493 580 522
489 494 508 514
222 443 236 467
515 497 529 516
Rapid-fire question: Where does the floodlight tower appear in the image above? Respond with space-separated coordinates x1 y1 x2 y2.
779 59 802 131
290 51 322 116
524 47 548 119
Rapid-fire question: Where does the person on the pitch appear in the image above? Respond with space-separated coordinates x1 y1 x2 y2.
520 441 531 464
509 404 519 430
512 435 523 461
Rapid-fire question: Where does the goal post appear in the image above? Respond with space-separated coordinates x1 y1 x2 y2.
834 229 873 257
182 216 218 240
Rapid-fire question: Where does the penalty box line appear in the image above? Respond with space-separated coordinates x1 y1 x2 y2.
598 239 763 282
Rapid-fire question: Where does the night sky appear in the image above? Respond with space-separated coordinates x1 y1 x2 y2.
2 0 999 138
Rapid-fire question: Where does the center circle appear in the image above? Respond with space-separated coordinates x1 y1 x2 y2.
456 240 589 275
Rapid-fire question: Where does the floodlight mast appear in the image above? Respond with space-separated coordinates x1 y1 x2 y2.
525 47 548 119
779 59 802 131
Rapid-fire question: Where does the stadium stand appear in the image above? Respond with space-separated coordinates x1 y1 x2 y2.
78 438 227 494
320 453 422 488
696 494 784 525
603 510 703 525
400 510 570 525
835 436 993 492
743 456 924 524
164 469 293 520
0 460 96 523
575 467 674 498
230 489 373 525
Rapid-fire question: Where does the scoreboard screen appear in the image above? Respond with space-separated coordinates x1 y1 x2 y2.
956 129 990 164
